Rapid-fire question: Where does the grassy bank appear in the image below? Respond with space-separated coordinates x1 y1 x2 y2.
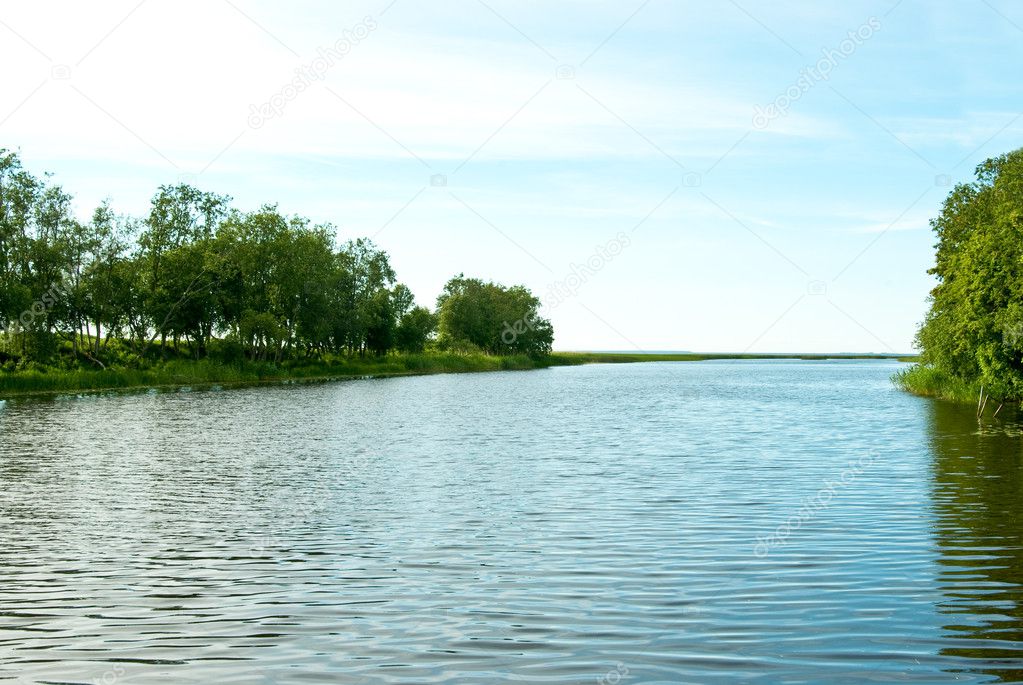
893 364 983 403
0 353 557 398
0 351 915 399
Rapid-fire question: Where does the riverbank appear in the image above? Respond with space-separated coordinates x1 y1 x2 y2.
0 353 552 398
0 352 914 399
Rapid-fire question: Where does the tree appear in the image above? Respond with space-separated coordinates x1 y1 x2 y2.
915 148 1023 398
0 150 40 331
396 306 437 353
436 275 553 356
363 288 397 355
139 184 230 354
81 201 134 356
0 150 557 367
333 239 395 354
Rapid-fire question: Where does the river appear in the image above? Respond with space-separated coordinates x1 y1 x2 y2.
1 360 1020 683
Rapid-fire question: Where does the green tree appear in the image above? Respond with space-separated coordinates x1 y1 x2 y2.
436 275 553 356
333 239 395 354
0 150 557 368
395 306 437 353
915 148 1023 398
139 184 230 355
81 201 134 357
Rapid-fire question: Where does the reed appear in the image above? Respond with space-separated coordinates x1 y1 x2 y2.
892 364 982 403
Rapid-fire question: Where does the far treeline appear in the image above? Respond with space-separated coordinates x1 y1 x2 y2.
0 149 554 373
898 146 1023 403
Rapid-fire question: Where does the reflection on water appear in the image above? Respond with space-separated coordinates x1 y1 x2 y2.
0 361 1021 683
927 401 1023 683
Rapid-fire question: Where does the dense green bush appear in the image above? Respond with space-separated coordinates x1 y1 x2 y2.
905 147 1023 401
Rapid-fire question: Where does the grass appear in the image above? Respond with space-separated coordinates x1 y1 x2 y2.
0 350 915 399
892 363 982 403
0 353 555 398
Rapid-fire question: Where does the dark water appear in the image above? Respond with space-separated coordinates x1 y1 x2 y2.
0 360 1021 684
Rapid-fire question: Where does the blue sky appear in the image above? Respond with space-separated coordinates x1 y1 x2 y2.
2 0 1021 352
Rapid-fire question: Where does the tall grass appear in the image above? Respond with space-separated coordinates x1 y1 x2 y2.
892 364 981 403
0 353 561 397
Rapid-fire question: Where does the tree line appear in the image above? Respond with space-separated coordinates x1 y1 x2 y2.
913 147 1023 399
0 149 553 369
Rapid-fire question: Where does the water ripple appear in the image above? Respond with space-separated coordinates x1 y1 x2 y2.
1 361 1021 683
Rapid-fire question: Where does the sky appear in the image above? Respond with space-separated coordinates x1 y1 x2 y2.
1 0 1021 353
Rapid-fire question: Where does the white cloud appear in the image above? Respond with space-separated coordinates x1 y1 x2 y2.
0 0 851 175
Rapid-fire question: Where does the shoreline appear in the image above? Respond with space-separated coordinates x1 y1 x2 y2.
892 363 989 405
0 352 915 401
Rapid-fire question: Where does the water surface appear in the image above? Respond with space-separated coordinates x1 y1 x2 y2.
1 360 1021 683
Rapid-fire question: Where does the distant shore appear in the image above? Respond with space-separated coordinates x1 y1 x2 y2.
0 352 915 400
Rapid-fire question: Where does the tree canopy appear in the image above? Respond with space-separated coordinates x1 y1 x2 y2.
437 275 553 356
915 147 1023 398
0 149 553 368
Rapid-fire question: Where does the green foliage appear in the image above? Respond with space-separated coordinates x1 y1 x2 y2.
910 147 1023 401
0 149 555 373
0 352 558 396
893 364 981 403
395 306 437 353
436 275 553 356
